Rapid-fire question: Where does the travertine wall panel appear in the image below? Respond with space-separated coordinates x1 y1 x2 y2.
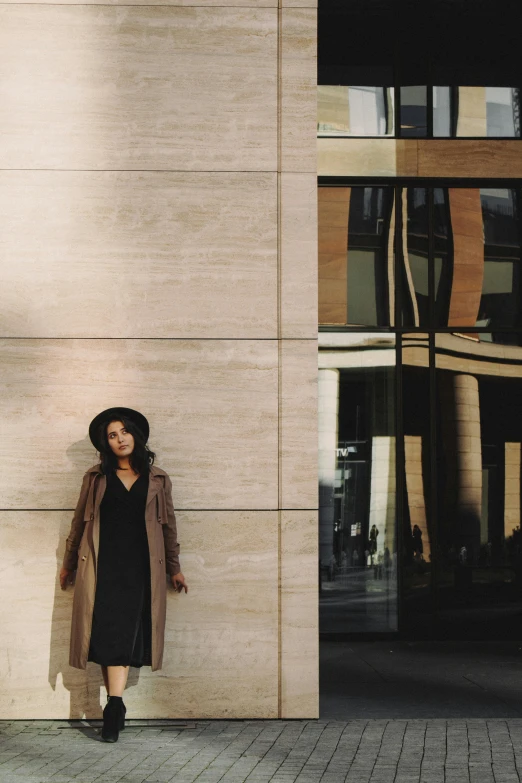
0 0 318 720
280 340 317 509
0 6 277 171
281 9 317 172
0 171 277 338
280 511 318 718
280 173 318 338
3 0 276 4
0 510 278 718
0 339 279 510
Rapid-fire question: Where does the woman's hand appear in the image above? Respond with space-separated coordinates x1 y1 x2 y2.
171 572 188 593
59 567 74 590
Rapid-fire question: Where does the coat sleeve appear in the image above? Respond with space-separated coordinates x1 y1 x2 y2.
62 471 91 571
162 474 181 576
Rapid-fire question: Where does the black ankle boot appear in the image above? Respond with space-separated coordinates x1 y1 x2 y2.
105 695 126 730
101 696 123 742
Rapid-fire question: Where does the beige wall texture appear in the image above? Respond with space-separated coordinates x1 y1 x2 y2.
0 0 318 719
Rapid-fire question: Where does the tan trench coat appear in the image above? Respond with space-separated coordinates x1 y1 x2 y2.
62 463 181 671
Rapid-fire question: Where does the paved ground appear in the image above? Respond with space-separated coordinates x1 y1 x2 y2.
3 718 522 783
4 642 522 783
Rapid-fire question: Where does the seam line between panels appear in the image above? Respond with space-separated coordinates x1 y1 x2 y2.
276 0 283 720
0 507 320 512
0 3 287 6
0 337 315 341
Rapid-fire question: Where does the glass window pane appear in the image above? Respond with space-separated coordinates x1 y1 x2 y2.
401 188 452 328
443 188 521 331
400 86 427 137
319 333 397 634
435 334 522 637
478 189 521 331
401 188 429 327
318 186 394 327
317 86 395 137
400 334 433 635
433 86 452 137
347 188 394 326
486 87 520 137
454 87 521 137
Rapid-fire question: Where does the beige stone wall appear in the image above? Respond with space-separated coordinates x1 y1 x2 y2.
0 0 318 719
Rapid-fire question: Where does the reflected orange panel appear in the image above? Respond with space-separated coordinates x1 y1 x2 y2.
318 187 350 324
448 188 484 327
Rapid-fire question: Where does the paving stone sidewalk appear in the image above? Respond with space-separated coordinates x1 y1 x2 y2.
2 718 522 783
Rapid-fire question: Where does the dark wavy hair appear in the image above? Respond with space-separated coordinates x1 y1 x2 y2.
97 415 156 475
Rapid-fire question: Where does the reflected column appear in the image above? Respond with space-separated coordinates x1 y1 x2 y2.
440 371 482 563
318 368 340 569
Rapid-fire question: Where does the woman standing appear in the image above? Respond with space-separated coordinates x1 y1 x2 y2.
60 407 188 742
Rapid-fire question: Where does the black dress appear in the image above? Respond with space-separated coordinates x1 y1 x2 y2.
88 470 152 668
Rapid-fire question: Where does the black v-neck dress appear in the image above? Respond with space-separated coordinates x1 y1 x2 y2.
87 470 152 668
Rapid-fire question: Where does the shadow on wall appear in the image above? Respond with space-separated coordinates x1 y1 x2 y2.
47 438 141 719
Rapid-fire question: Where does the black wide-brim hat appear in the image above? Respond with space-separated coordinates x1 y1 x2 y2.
89 407 150 451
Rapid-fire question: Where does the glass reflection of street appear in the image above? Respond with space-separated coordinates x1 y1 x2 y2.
319 183 522 640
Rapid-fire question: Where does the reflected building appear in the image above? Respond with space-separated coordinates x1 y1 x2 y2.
318 0 522 640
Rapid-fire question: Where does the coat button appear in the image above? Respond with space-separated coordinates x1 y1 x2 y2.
81 556 87 561
158 516 162 523
90 513 94 521
159 559 163 564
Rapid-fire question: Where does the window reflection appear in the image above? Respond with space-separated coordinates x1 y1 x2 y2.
317 86 395 137
400 86 427 137
319 333 397 633
447 188 521 333
319 185 522 336
434 86 521 138
401 335 433 634
318 85 521 138
399 188 453 329
433 86 455 137
318 187 394 327
347 188 394 327
478 189 521 334
434 334 522 636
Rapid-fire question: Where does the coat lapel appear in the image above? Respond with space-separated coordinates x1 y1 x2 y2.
146 471 163 507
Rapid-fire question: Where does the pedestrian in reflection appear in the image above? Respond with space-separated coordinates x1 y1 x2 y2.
59 408 188 742
412 524 423 558
369 524 378 565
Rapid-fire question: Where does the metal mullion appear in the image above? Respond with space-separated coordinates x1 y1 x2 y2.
428 187 435 328
428 331 439 626
396 333 405 634
516 187 522 331
427 84 434 138
394 184 403 328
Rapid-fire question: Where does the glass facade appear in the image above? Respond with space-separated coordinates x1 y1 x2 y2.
317 86 395 137
319 182 522 639
318 87 521 139
319 334 397 634
319 185 522 335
